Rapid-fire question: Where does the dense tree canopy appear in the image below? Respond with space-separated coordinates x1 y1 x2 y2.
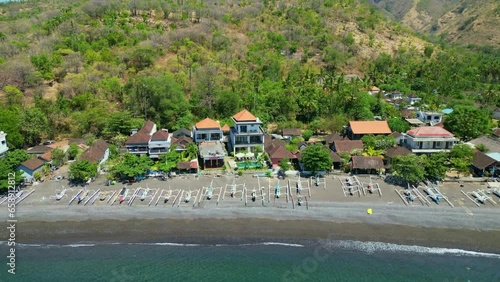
391 154 425 185
444 106 492 141
387 118 410 133
449 144 475 176
111 153 153 179
301 144 332 174
0 150 30 190
69 160 97 183
0 0 496 147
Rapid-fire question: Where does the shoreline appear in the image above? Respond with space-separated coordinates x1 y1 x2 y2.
6 218 500 253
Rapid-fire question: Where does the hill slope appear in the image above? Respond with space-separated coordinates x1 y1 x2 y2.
368 0 500 47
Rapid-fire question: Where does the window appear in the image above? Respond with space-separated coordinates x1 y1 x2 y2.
250 136 261 143
240 126 247 133
434 116 440 120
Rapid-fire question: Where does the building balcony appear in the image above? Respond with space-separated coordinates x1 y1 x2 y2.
234 140 263 145
410 148 453 153
127 147 148 153
149 149 168 154
230 127 264 136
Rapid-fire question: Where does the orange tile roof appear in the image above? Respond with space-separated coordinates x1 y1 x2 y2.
349 121 391 135
233 109 256 122
39 151 52 162
195 118 220 129
221 124 230 132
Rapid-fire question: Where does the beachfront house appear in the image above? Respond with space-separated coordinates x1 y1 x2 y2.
198 141 226 169
192 118 223 144
350 156 384 174
79 140 110 172
148 129 171 159
346 121 392 140
400 126 458 154
416 111 443 125
125 132 150 156
177 160 199 174
125 120 158 156
0 131 8 157
17 158 46 182
268 144 296 167
229 109 265 154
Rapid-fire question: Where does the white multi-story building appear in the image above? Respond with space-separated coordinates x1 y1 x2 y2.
401 126 458 154
192 118 223 144
148 129 171 159
229 109 265 154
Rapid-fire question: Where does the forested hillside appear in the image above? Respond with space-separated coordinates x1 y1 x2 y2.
0 0 498 149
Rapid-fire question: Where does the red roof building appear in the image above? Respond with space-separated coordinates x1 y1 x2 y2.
407 126 454 138
401 126 458 154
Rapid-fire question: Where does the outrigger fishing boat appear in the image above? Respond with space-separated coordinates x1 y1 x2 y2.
140 188 149 201
77 190 88 204
55 189 67 200
119 187 128 204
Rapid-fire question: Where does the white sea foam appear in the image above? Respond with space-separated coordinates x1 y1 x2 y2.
63 244 96 248
130 242 201 247
7 240 498 258
321 240 500 259
256 242 305 247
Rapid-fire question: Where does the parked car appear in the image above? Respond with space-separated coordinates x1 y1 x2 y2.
43 140 55 145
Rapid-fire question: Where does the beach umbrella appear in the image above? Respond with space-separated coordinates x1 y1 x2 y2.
245 152 254 158
235 153 245 159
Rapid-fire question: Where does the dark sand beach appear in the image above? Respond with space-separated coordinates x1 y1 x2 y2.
6 217 500 253
2 174 500 253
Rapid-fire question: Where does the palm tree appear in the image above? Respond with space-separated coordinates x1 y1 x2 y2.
362 146 384 157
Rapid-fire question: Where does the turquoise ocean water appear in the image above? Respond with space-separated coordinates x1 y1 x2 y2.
2 240 499 282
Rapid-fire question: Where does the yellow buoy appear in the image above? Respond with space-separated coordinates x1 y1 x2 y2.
366 208 373 215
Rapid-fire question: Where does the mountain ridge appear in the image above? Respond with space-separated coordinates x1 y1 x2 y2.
368 0 500 47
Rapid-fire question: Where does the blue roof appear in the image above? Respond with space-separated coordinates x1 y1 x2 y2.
486 153 500 162
441 108 453 114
